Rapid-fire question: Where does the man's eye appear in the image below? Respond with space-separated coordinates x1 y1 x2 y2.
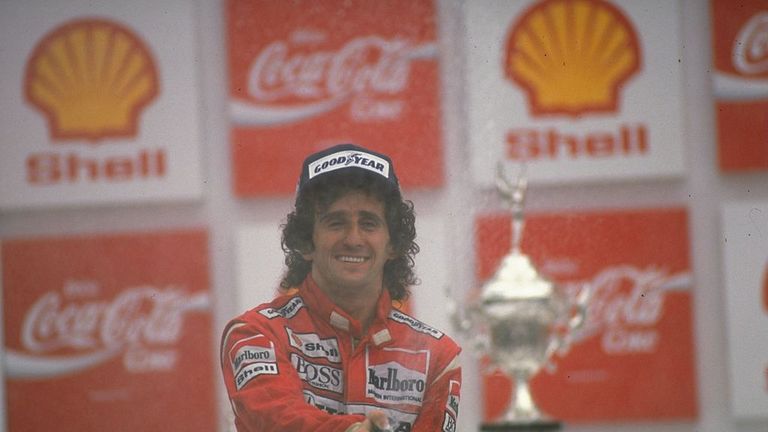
361 220 379 230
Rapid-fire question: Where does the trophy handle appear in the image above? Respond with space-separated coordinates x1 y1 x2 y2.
543 283 593 372
445 286 491 355
445 286 470 333
567 282 592 332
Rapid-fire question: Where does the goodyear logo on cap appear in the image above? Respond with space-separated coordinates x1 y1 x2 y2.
308 151 390 180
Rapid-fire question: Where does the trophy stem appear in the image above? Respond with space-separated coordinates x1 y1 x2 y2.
511 215 524 255
501 372 541 423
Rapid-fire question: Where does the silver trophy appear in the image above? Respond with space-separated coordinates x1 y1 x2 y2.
449 165 590 431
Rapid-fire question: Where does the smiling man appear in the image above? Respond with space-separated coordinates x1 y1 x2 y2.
221 144 462 432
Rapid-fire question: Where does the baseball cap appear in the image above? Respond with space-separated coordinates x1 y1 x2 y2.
296 143 400 196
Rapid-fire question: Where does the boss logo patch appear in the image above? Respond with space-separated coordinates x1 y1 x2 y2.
291 353 344 394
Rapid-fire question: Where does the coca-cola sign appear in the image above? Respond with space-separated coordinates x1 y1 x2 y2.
227 0 443 195
733 12 768 75
7 280 210 378
475 207 697 422
2 230 217 432
560 266 692 355
249 35 431 101
712 0 768 172
233 34 435 126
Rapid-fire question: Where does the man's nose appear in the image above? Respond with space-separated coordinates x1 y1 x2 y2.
343 224 364 246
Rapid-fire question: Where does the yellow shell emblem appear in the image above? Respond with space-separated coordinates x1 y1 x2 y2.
504 0 641 116
25 18 159 141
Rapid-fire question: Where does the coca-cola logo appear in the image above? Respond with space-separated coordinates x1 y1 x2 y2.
6 280 210 378
733 12 768 75
560 265 692 355
230 31 437 126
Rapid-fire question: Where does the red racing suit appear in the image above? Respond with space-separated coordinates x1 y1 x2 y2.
220 275 462 432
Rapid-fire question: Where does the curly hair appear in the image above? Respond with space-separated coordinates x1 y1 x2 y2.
280 170 419 301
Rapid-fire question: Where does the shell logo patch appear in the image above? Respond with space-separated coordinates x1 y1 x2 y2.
24 18 159 142
504 0 641 116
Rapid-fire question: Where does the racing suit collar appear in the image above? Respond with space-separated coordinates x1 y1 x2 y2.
301 275 393 344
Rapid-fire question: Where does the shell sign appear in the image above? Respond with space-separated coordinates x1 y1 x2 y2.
25 19 159 142
0 0 202 210
464 0 685 186
504 0 641 116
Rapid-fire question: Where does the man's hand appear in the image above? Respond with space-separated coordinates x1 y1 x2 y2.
357 410 392 432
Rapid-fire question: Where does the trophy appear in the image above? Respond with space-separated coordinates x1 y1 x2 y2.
449 165 590 431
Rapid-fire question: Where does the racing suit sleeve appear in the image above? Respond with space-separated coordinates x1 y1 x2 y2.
220 319 366 432
411 351 462 432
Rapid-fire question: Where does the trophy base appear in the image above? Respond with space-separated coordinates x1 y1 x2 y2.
480 420 561 431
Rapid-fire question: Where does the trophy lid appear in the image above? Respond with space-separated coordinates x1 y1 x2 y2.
481 163 554 301
481 251 554 302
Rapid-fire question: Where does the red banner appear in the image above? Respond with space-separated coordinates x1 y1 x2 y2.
2 230 217 432
476 208 697 422
227 0 443 196
712 0 768 171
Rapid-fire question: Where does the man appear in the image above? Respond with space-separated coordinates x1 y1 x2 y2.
220 144 462 432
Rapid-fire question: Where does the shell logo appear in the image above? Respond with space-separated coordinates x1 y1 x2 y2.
24 18 159 142
504 0 641 117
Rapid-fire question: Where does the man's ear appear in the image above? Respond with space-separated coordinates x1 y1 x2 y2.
386 243 397 260
300 243 314 261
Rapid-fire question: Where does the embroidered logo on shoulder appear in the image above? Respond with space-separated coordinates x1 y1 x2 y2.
259 296 304 319
228 334 279 390
389 310 443 339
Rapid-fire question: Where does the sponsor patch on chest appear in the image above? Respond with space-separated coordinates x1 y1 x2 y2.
286 327 341 363
291 353 344 394
366 347 429 406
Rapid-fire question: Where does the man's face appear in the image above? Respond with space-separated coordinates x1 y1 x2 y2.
303 190 395 296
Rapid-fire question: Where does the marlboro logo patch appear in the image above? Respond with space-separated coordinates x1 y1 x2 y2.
228 334 278 390
366 347 429 406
